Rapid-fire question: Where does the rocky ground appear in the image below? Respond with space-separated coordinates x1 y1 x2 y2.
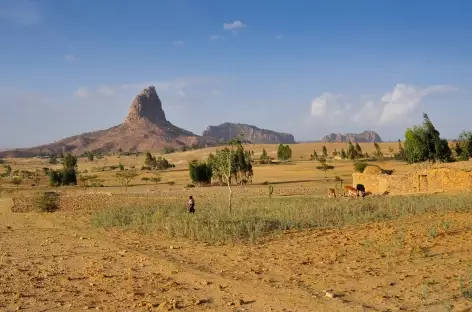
2 197 472 311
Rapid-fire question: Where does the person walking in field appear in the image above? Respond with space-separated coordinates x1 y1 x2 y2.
187 195 195 213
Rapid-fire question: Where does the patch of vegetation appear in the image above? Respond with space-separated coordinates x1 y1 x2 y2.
162 146 176 154
404 113 452 163
316 158 335 177
144 152 175 170
277 144 292 161
35 192 60 212
115 169 140 191
48 153 78 186
188 160 212 186
92 192 472 244
259 148 273 164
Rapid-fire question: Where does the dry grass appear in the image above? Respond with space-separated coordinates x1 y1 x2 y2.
91 192 472 243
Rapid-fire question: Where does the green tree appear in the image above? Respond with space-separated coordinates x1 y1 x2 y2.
355 143 362 158
373 142 383 159
87 152 94 161
404 113 452 163
316 158 335 178
277 144 292 161
311 151 319 161
322 146 328 158
347 141 356 160
456 131 472 160
260 148 272 164
208 138 253 212
188 160 213 185
115 169 140 191
63 153 78 171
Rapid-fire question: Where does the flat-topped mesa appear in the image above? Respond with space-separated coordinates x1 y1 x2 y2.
125 86 167 124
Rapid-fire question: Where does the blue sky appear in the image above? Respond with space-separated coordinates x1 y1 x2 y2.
1 0 471 148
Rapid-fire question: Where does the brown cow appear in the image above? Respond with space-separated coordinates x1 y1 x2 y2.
328 188 336 198
344 185 359 197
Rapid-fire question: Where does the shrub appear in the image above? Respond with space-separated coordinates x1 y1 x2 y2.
35 192 60 212
354 161 369 173
49 155 58 164
188 160 212 185
277 144 292 161
48 170 63 186
162 146 176 154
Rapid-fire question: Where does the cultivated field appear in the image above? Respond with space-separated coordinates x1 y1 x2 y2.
2 142 472 311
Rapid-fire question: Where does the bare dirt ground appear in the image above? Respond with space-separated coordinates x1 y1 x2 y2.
3 196 472 312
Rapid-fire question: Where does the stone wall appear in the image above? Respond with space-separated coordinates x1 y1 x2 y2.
353 168 472 194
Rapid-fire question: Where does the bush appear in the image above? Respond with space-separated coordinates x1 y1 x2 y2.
277 144 292 161
162 147 176 154
49 169 77 186
49 155 58 164
35 192 60 212
48 170 63 186
354 161 369 173
189 161 212 185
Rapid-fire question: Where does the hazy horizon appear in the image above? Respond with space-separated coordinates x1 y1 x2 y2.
1 0 471 149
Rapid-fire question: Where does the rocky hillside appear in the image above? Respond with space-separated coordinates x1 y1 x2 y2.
202 123 296 144
321 131 382 143
0 86 215 157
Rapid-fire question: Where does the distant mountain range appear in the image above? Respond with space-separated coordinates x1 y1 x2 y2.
202 123 296 144
321 131 382 143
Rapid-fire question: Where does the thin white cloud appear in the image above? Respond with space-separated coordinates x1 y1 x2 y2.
0 0 40 26
309 83 458 127
176 90 185 98
74 87 89 99
172 40 184 47
64 54 76 62
209 35 223 41
223 20 246 30
97 85 115 97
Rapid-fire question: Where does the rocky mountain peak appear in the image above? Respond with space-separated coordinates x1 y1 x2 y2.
125 86 167 124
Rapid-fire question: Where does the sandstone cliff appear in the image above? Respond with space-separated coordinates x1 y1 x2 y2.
202 123 296 144
321 131 382 143
0 86 214 157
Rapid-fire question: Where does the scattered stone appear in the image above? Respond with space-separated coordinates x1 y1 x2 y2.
194 298 208 306
325 290 336 298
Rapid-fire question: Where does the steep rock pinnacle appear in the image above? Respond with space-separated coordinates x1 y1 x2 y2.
125 86 167 124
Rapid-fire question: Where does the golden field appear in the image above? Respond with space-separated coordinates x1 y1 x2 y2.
3 142 472 311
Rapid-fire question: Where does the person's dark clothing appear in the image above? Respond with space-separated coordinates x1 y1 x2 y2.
188 198 195 213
